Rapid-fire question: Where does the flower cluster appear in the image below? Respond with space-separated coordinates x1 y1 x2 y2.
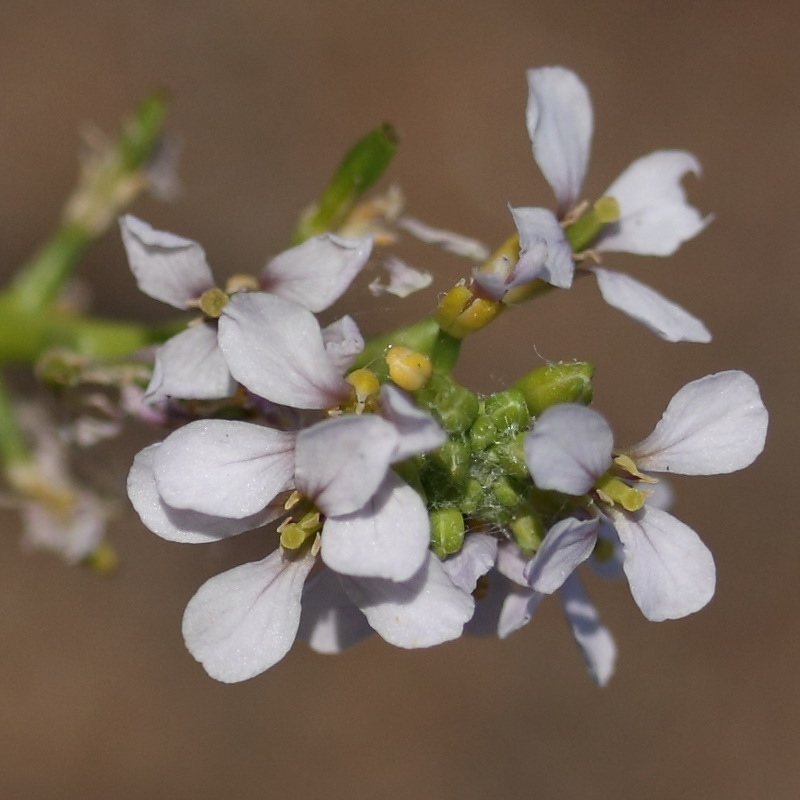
114 65 768 684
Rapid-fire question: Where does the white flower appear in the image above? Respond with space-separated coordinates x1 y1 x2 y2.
128 385 475 681
465 541 616 686
523 371 768 621
509 66 711 342
119 215 372 401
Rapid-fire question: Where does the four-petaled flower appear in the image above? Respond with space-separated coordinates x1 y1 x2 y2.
491 65 712 343
523 370 768 621
120 214 372 401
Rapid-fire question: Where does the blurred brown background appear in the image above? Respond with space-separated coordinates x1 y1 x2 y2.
1 1 797 798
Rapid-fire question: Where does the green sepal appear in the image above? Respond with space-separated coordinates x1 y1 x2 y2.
291 123 398 244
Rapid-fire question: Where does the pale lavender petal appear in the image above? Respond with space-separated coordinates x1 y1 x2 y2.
591 267 711 343
463 570 510 636
153 419 296 518
441 533 499 593
526 66 593 214
368 256 433 298
145 323 236 402
297 568 374 653
498 585 543 638
595 151 708 256
495 541 529 586
611 506 716 621
626 371 768 475
524 517 599 593
119 215 215 308
182 547 316 682
525 404 613 495
510 206 575 289
321 472 429 581
260 234 372 313
340 551 474 648
128 444 287 543
398 216 490 261
587 518 626 580
219 292 351 409
559 574 616 687
378 384 446 461
295 415 398 516
321 315 364 373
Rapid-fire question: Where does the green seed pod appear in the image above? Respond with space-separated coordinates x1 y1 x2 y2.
514 361 594 416
430 507 466 558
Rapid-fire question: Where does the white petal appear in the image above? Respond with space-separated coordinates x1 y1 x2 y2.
321 315 364 373
611 506 716 621
441 533 498 593
321 472 429 581
498 585 543 638
524 517 599 593
510 206 575 289
297 568 374 653
526 66 593 214
378 384 446 461
587 518 626 580
260 234 372 313
627 371 768 475
596 151 708 256
340 551 474 648
295 415 398 517
559 574 616 687
119 215 215 308
219 292 351 409
128 444 286 543
591 267 711 343
398 216 490 261
495 540 529 585
368 256 434 298
182 548 316 682
145 323 236 402
525 404 613 495
153 419 296 518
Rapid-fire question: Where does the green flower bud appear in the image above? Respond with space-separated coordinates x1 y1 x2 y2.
483 388 530 432
509 508 545 557
430 507 466 558
514 361 594 416
469 415 498 451
431 437 471 485
418 375 480 434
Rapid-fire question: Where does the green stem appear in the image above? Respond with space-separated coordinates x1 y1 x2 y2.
0 373 30 467
0 295 181 364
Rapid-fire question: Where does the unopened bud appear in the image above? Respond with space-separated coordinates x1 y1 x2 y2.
514 361 594 416
430 507 466 558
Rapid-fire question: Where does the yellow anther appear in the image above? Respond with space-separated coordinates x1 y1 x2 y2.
224 274 260 294
346 368 381 408
385 346 432 391
435 284 503 339
278 510 322 550
612 453 658 484
198 287 229 318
